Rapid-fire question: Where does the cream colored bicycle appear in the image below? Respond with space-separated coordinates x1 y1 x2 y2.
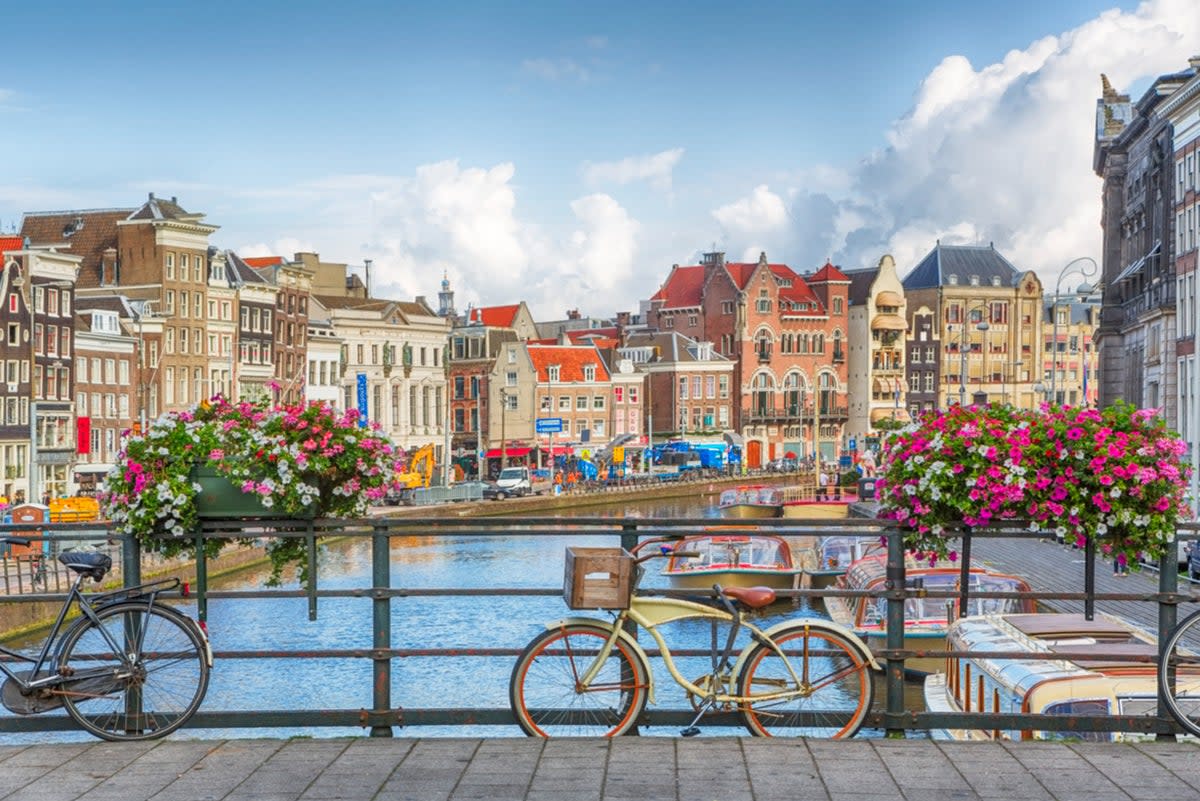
509 537 879 737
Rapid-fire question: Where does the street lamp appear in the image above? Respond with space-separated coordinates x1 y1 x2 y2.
957 301 991 407
499 387 509 470
1048 257 1098 403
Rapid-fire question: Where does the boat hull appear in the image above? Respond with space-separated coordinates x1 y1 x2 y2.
719 504 782 519
781 501 850 520
663 568 801 591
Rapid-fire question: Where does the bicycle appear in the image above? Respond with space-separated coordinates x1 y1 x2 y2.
0 537 212 741
509 537 879 738
1158 605 1200 737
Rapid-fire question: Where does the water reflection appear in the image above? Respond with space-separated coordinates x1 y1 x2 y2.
0 495 926 742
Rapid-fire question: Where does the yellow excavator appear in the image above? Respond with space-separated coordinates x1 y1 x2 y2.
396 444 436 490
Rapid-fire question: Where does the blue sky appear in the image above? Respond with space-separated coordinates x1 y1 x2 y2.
1 0 1197 317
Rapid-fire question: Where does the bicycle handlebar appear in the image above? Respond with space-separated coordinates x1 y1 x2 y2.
1 537 31 547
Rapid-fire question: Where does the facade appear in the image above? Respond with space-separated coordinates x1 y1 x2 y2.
448 302 533 477
525 343 613 462
318 294 450 457
204 252 237 399
1044 291 1102 408
904 306 942 418
226 252 277 400
845 255 909 441
244 256 314 404
902 243 1045 410
73 297 137 495
647 251 849 467
1163 59 1200 470
1094 68 1195 421
619 331 732 446
304 301 344 409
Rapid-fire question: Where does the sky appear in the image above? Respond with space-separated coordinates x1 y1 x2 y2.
1 0 1198 319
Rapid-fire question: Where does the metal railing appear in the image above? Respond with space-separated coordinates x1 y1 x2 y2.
0 516 1196 739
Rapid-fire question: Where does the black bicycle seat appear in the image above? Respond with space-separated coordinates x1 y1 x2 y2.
57 551 112 579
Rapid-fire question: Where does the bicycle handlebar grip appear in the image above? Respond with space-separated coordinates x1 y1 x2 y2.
0 537 31 547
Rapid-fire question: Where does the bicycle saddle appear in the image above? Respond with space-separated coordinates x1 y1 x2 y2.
58 551 112 580
721 586 776 609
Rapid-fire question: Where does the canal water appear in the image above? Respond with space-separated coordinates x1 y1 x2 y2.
0 495 928 742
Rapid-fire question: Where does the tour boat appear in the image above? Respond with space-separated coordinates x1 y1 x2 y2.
924 612 1200 742
801 535 885 589
823 554 1036 675
779 483 858 520
717 485 783 518
661 532 801 590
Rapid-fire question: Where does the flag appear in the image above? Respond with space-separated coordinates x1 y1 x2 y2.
1082 366 1089 404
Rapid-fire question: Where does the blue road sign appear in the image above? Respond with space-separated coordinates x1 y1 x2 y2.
535 417 564 433
356 373 368 428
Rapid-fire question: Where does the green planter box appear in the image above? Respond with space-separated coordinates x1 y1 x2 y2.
191 466 273 519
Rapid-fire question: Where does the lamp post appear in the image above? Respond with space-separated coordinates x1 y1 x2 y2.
957 301 991 407
499 388 509 471
1048 257 1098 404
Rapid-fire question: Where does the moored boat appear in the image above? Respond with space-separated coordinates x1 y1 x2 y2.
924 612 1200 742
779 484 858 519
801 536 885 589
717 485 783 518
661 532 801 590
824 555 1036 675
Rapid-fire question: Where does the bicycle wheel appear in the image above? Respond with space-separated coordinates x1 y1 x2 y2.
58 602 210 741
736 622 874 738
510 622 649 737
1159 608 1200 738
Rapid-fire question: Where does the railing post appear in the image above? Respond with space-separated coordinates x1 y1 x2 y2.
1084 536 1095 621
122 531 141 588
194 529 208 624
884 524 906 738
370 523 393 737
958 527 972 618
1157 543 1179 741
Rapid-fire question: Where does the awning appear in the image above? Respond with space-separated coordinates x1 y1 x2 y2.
870 314 907 331
873 378 893 394
870 407 908 423
485 447 532 458
1114 241 1160 284
539 445 573 456
875 290 903 308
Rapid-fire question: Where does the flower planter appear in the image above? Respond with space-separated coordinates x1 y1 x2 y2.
190 466 273 519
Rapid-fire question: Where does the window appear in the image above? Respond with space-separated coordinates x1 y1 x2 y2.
721 301 734 315
76 356 87 381
688 314 698 327
592 395 605 409
104 359 115 384
165 253 175 279
166 291 176 315
60 328 70 357
583 365 596 381
165 368 175 404
558 395 570 410
576 395 588 410
719 375 729 399
7 292 15 314
195 294 203 319
692 376 702 399
833 297 843 314
679 376 688 399
548 365 560 382
614 386 624 403
33 286 43 313
179 328 189 354
7 323 17 346
47 289 58 316
506 370 517 387
60 290 70 315
756 289 771 313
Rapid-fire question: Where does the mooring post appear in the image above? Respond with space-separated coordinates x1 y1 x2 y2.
370 522 393 737
884 524 906 738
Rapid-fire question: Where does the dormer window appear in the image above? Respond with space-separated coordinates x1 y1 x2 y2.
947 275 959 285
991 276 1001 287
583 365 596 382
969 275 980 286
548 365 560 382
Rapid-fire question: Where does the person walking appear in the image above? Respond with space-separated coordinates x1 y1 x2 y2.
1113 555 1129 577
818 470 829 501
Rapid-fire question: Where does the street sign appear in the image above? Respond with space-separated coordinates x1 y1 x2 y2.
535 417 563 433
848 438 857 451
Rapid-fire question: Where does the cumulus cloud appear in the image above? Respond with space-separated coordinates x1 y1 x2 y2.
711 0 1200 283
581 148 684 192
238 162 642 318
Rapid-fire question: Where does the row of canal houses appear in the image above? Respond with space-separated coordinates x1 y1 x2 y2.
0 192 1101 499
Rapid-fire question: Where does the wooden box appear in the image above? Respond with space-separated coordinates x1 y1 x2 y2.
563 547 634 610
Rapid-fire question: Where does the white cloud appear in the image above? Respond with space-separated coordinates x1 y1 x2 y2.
237 162 642 318
710 0 1200 285
521 58 590 83
581 148 684 192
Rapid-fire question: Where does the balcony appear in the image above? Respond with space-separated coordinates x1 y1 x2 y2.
832 346 845 364
756 345 772 363
741 404 848 423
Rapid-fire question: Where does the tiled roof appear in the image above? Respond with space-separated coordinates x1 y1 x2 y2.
650 265 704 308
527 345 611 383
243 256 283 268
467 304 520 327
566 327 619 344
126 195 197 222
903 243 1021 290
73 295 132 315
842 268 879 305
810 261 850 283
313 294 392 313
20 209 132 288
0 235 23 255
395 300 438 319
623 331 732 364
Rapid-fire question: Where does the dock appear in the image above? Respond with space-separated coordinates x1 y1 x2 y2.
2 737 1196 801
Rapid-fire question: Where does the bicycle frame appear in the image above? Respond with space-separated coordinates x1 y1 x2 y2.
0 573 177 694
566 594 878 707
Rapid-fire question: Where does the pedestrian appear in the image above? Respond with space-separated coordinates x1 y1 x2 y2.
818 471 829 501
1113 555 1128 577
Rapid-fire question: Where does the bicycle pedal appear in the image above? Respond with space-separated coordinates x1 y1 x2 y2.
679 726 701 737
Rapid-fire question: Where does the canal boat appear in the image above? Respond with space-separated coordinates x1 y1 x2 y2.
924 612 1200 742
800 535 885 589
779 483 858 519
717 485 783 518
661 531 801 590
823 554 1036 675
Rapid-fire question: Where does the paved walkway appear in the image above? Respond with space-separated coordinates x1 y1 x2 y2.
1 737 1197 801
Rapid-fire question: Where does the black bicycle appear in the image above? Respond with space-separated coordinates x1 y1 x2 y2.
1158 607 1200 737
0 537 211 740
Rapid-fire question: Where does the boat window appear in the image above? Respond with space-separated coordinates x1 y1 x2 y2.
1042 699 1110 742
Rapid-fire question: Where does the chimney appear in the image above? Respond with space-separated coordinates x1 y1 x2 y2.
567 309 581 320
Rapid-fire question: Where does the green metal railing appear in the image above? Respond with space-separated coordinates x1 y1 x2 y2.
0 516 1196 738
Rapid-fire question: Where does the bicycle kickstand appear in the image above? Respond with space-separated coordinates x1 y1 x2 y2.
680 699 715 737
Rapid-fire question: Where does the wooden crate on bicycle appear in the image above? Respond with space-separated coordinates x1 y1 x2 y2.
563 547 633 609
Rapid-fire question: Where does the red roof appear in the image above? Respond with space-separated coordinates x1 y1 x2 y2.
467 303 520 327
0 236 23 256
527 345 611 383
566 327 618 344
650 265 704 308
243 256 283 268
810 261 850 282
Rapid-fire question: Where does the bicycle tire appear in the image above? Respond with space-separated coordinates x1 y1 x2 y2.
1158 607 1200 738
736 622 874 738
510 622 649 737
58 602 210 741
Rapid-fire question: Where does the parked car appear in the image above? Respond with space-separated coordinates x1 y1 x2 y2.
1187 541 1200 581
766 458 798 473
482 482 506 501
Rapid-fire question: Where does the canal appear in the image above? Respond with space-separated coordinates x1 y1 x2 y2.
1 494 928 742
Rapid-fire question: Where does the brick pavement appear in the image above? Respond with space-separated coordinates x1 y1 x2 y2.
0 738 1197 801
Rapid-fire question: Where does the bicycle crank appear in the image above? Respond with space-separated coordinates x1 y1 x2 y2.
685 673 736 713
